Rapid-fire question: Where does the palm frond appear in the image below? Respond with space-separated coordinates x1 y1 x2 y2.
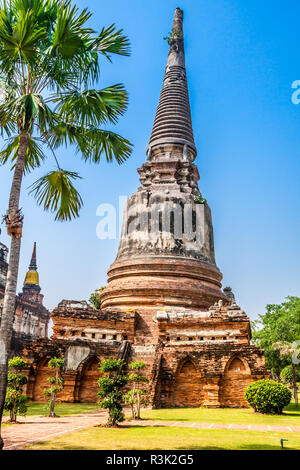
49 1 93 59
29 168 83 220
47 120 80 148
0 93 56 132
48 121 132 164
0 134 46 173
80 128 132 164
94 24 130 60
54 84 128 126
0 6 46 64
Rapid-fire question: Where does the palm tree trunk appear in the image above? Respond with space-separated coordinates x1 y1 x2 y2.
0 133 28 450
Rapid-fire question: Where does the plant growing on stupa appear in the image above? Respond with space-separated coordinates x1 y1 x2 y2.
245 379 291 414
0 0 132 448
98 357 127 426
43 357 65 417
4 357 28 423
194 195 207 204
163 29 183 45
124 361 149 420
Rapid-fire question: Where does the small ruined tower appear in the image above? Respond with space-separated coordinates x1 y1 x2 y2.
22 242 43 303
101 8 228 339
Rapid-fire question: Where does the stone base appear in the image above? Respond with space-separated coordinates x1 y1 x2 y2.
101 256 228 312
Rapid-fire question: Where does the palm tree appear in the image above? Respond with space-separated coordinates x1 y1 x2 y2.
273 341 300 407
0 0 132 448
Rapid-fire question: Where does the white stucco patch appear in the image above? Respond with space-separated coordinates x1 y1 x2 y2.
65 346 90 371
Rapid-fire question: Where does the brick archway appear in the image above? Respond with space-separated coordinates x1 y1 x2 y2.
219 356 251 407
173 357 203 407
78 356 100 403
32 357 54 402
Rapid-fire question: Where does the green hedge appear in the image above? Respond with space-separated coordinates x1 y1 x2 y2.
244 379 291 414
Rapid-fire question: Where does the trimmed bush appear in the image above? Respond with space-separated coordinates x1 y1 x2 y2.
244 379 291 414
98 357 128 426
4 356 28 422
280 365 300 384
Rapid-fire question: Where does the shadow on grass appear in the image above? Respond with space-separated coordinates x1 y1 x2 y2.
176 445 291 450
26 443 291 451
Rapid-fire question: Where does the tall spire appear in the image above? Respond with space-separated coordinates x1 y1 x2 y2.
147 7 196 159
29 241 37 271
23 242 40 289
101 7 228 318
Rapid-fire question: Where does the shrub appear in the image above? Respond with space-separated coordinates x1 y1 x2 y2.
280 365 300 384
43 357 65 417
125 361 149 420
98 357 127 426
245 379 292 414
4 357 28 422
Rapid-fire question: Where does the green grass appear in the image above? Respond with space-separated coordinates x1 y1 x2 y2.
3 401 300 426
26 426 300 450
139 403 300 427
3 402 99 417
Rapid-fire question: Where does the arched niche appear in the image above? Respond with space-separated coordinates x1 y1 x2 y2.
220 356 251 408
32 356 54 402
226 357 248 374
78 356 101 403
172 357 203 408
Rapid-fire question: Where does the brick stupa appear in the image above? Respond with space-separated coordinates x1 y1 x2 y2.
22 8 267 408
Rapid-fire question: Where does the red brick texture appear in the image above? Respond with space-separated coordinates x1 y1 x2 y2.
22 300 268 408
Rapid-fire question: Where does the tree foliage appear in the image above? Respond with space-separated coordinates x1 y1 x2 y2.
252 297 300 377
124 361 148 420
245 379 291 414
4 356 28 422
0 0 132 221
98 357 127 426
89 286 105 310
280 365 300 384
43 357 65 417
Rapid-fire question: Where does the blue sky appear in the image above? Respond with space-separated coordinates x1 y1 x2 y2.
0 0 299 321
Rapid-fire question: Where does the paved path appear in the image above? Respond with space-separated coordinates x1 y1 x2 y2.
126 420 300 433
1 412 107 450
2 414 300 450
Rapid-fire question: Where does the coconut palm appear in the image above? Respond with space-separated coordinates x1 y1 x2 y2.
0 0 132 448
273 341 300 407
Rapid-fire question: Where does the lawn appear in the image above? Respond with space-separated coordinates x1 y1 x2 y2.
26 426 300 450
3 401 300 427
4 402 300 450
139 402 300 427
3 402 99 417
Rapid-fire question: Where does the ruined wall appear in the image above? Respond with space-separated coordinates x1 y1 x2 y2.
22 300 268 408
0 288 49 359
23 335 125 403
152 343 267 408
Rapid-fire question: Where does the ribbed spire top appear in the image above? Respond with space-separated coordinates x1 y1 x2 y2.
29 242 37 271
148 7 196 158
